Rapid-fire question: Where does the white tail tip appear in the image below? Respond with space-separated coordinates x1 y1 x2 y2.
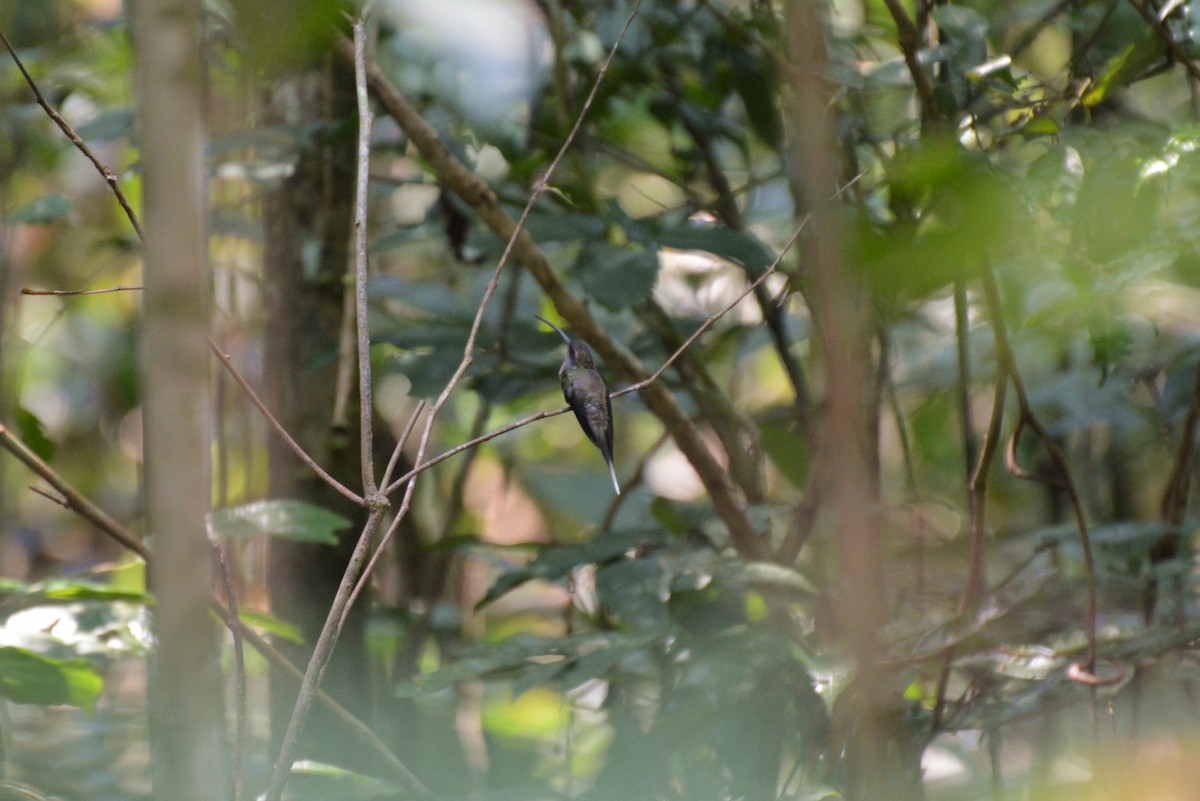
608 459 620 495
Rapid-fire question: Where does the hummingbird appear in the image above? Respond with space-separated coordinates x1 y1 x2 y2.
536 315 620 495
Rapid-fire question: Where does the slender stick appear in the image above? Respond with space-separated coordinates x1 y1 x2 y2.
0 423 149 560
352 28 378 495
208 338 364 506
979 262 1098 675
21 285 144 296
0 28 145 243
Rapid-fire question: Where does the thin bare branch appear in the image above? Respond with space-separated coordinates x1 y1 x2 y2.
352 25 378 495
0 419 428 795
22 285 144 296
1126 0 1200 83
875 0 942 129
380 400 428 490
979 261 1097 674
0 423 149 560
266 20 388 801
0 28 145 242
208 338 364 506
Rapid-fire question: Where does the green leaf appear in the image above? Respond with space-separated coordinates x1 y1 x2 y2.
7 194 72 225
207 499 351 545
0 578 151 606
287 760 401 801
575 243 660 311
759 418 810 488
14 407 55 462
596 558 671 633
0 647 103 710
650 224 775 275
478 529 653 608
239 609 305 644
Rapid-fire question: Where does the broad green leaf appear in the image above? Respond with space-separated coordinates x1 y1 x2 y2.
478 529 653 608
207 499 351 545
650 224 775 275
0 647 103 710
575 243 660 311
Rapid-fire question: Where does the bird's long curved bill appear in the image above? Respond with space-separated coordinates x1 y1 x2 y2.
535 314 571 344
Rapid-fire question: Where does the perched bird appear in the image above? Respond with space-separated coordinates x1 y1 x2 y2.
536 315 620 495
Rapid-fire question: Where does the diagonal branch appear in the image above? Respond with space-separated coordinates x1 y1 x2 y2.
0 421 430 795
209 339 365 506
0 28 145 243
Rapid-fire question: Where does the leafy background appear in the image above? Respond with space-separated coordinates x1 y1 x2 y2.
4 0 1200 799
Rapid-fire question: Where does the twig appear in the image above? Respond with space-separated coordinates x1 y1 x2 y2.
208 338 364 506
0 28 145 243
1126 0 1200 83
1144 361 1200 622
979 261 1097 674
343 399 431 626
21 285 144 296
352 28 378 496
0 419 430 795
876 0 943 129
0 423 149 560
380 400 427 491
931 356 1009 736
234 619 436 799
266 19 389 801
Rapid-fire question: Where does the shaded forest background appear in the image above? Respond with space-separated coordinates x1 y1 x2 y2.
3 0 1200 799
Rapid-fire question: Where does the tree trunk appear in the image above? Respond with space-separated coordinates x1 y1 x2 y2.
131 0 224 797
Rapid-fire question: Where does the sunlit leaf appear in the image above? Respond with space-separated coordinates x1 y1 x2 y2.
207 500 351 545
0 647 103 710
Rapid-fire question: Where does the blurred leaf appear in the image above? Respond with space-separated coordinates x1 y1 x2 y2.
759 417 810 487
575 243 660 311
1082 37 1162 108
286 760 401 801
74 108 133 142
14 407 55 462
0 578 150 607
649 223 775 275
596 557 671 633
239 609 304 644
0 647 103 710
7 194 72 224
478 529 655 608
396 631 656 697
207 500 351 545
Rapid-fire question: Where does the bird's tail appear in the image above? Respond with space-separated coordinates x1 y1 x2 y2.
606 456 621 495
